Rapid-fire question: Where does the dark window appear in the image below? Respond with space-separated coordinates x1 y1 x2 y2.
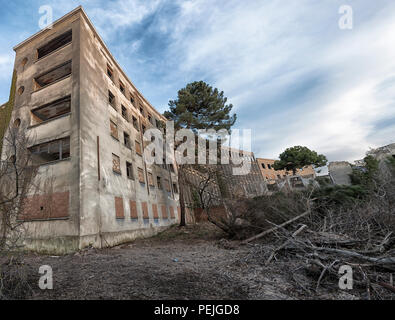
121 105 128 121
126 161 134 179
34 61 72 90
130 95 134 104
124 132 131 148
139 106 144 116
173 183 178 193
30 137 70 165
157 176 162 189
37 30 72 59
142 125 146 134
261 163 266 169
119 81 125 95
31 96 71 123
109 90 116 108
169 164 175 172
107 65 113 80
132 116 139 131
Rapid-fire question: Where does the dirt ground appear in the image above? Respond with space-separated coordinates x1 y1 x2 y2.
3 223 363 300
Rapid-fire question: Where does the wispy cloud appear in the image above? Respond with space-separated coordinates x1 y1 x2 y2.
0 1 394 162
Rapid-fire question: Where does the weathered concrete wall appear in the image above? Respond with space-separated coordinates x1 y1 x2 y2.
77 11 180 249
3 7 181 254
328 161 352 186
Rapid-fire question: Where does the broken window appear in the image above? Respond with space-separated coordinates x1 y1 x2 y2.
107 64 113 80
119 81 125 95
157 176 162 189
132 116 139 131
37 30 72 59
31 95 71 124
124 132 131 148
108 90 116 109
138 168 145 183
30 137 70 165
121 105 128 121
34 60 72 90
112 154 121 174
126 161 134 179
148 173 154 186
173 183 178 194
110 120 118 140
135 141 142 155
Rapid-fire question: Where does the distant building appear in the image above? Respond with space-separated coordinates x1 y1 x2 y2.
256 158 315 184
328 161 352 185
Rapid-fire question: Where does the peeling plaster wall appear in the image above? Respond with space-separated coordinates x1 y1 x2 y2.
3 8 181 254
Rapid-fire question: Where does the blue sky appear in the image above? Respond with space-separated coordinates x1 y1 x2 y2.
1 0 395 162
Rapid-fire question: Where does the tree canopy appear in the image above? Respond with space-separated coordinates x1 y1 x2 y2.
273 146 327 175
164 81 236 133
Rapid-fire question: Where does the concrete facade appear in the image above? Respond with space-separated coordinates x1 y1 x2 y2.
256 158 316 184
2 7 180 254
328 161 352 186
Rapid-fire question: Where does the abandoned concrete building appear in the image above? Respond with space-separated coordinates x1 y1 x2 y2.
256 158 316 184
1 7 182 253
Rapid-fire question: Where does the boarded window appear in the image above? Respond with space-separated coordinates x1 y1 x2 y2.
135 141 142 155
130 200 138 219
34 60 72 90
124 132 130 148
169 206 175 219
31 95 71 123
165 179 171 192
37 30 72 59
126 161 134 179
30 137 70 165
152 204 159 219
161 205 168 219
19 191 70 221
141 202 149 219
112 154 121 174
110 120 118 139
138 168 145 183
148 172 154 186
115 197 124 219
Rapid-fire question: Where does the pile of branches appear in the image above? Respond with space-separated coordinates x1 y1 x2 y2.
242 195 395 299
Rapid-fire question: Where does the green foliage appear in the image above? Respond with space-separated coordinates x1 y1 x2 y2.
164 81 237 132
350 155 379 189
312 184 369 207
273 146 327 175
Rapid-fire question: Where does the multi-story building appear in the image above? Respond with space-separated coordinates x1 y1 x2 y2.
1 6 180 253
256 158 316 184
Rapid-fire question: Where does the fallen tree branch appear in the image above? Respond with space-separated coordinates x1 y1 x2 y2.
243 210 310 244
